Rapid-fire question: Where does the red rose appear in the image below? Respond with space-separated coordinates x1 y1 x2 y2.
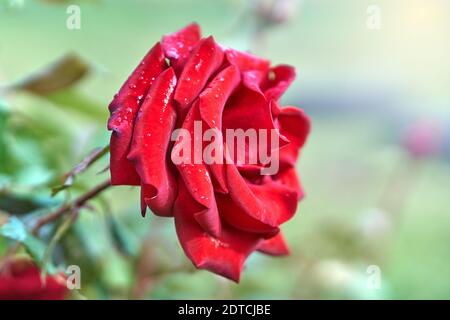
108 23 310 282
0 258 67 300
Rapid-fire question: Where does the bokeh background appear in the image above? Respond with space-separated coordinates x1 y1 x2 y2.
1 0 449 299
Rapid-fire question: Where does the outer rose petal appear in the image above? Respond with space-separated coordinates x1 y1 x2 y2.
275 166 304 201
225 48 270 75
173 103 221 237
261 65 296 101
127 68 178 217
216 192 280 236
162 23 201 73
108 43 166 185
277 105 311 167
174 180 261 282
225 164 298 230
257 232 290 256
174 36 224 110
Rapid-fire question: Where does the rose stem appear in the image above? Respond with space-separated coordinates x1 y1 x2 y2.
32 179 112 235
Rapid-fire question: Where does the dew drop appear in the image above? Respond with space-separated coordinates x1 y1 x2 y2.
268 70 276 81
195 60 203 72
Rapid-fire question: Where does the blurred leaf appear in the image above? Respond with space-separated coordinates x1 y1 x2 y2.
0 191 57 215
0 216 56 273
40 0 72 3
0 99 9 171
73 211 110 259
41 212 76 277
7 98 76 174
0 98 8 121
52 145 110 196
12 53 90 96
100 252 133 291
0 216 27 241
0 237 6 256
45 88 107 120
107 214 139 257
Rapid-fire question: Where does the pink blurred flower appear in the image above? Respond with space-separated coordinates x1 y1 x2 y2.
403 119 442 158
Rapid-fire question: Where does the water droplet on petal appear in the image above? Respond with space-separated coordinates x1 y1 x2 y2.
195 60 203 72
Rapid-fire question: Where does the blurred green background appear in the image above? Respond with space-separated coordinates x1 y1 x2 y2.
0 0 449 299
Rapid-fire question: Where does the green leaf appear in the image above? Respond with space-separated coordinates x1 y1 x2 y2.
107 214 139 257
41 213 75 278
0 98 10 172
0 192 58 215
12 53 90 96
0 216 27 241
45 88 107 120
0 216 56 273
0 97 8 117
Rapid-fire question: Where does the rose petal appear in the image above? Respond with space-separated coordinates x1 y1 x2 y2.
257 232 290 256
222 80 288 167
199 64 240 130
174 36 224 110
261 65 296 101
274 166 304 200
216 192 280 236
162 23 201 73
108 43 166 185
225 48 270 75
127 68 178 217
277 105 311 167
174 180 261 282
173 103 221 237
223 73 286 136
225 164 298 230
198 65 241 193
